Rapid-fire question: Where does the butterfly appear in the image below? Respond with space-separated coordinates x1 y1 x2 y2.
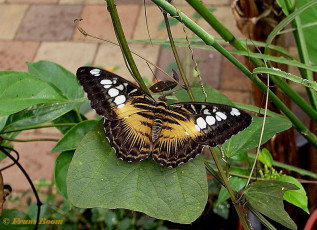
76 67 252 168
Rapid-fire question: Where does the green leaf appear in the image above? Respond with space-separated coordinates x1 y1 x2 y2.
51 120 98 153
2 101 84 132
216 169 248 206
0 71 65 116
258 148 273 168
244 180 298 230
165 62 178 73
67 121 208 224
175 86 234 105
52 109 87 134
54 151 74 200
158 18 179 30
27 61 84 100
296 0 317 66
276 175 309 214
0 209 32 230
223 116 292 157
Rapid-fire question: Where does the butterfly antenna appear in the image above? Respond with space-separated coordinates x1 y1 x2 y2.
143 0 153 45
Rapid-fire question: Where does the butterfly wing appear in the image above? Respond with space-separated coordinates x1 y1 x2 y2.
76 67 156 162
152 102 252 168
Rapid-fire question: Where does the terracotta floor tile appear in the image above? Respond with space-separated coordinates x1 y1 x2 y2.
132 5 196 40
60 0 106 4
0 132 61 191
94 43 160 83
0 41 40 72
73 4 140 42
196 6 244 39
0 4 28 40
16 5 82 41
34 42 98 73
220 90 251 104
156 46 222 89
7 0 57 3
220 51 251 91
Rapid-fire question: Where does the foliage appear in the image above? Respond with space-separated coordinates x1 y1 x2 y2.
1 0 317 229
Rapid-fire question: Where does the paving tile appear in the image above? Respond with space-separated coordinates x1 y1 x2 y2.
34 42 98 73
0 4 28 40
94 43 160 83
7 0 57 3
0 41 40 72
219 90 251 104
16 5 82 41
156 46 222 89
0 132 61 191
132 5 196 40
73 4 140 42
220 49 251 91
196 6 244 39
60 0 109 4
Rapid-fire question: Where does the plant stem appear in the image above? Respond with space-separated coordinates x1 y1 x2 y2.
1 137 59 142
209 148 250 230
162 10 195 101
1 123 77 134
106 0 150 94
283 0 317 109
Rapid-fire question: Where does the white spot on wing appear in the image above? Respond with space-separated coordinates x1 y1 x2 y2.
129 88 138 94
90 68 101 76
206 116 216 125
195 124 201 131
216 112 227 120
203 109 211 115
230 108 241 116
100 79 112 85
103 85 111 89
196 117 207 129
117 104 125 108
185 131 189 136
191 104 196 112
108 88 119 97
116 84 124 90
114 95 126 105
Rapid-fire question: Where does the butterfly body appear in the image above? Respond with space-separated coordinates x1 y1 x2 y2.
77 67 252 168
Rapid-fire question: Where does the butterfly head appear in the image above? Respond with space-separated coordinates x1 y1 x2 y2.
158 95 168 103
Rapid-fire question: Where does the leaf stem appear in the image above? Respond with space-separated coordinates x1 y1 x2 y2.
0 123 77 134
162 10 195 101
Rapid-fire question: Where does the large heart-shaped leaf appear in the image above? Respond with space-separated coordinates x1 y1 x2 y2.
67 122 208 224
0 71 65 116
244 180 298 230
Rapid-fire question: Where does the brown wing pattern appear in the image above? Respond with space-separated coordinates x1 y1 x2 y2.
77 67 252 168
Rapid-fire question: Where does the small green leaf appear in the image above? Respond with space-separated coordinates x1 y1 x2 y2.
27 61 84 100
67 121 208 224
158 18 179 30
0 209 31 230
223 116 292 157
0 71 65 116
51 120 97 153
216 169 248 206
258 148 273 168
244 180 298 230
166 62 178 73
54 151 74 200
3 101 84 132
276 175 309 214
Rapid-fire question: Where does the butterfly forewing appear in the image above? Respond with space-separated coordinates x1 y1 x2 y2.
76 67 252 168
169 102 252 146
